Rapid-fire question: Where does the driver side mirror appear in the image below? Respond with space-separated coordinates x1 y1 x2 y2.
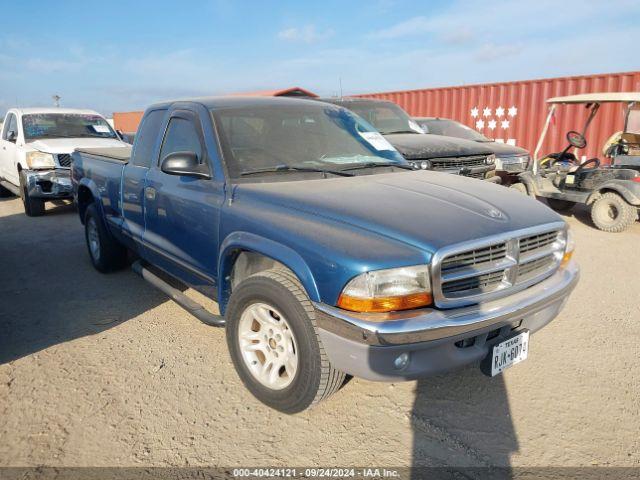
6 130 17 143
160 151 210 179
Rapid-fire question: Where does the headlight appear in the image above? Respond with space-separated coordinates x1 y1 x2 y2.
560 228 575 266
410 160 431 170
337 265 432 313
26 151 55 169
485 154 496 165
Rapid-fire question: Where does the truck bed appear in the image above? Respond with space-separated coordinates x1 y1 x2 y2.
74 146 132 163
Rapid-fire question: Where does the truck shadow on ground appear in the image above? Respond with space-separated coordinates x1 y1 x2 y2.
0 206 168 365
410 367 517 477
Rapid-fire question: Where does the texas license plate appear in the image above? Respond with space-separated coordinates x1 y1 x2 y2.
490 331 529 376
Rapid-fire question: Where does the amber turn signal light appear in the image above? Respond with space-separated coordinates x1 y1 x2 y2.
337 292 433 313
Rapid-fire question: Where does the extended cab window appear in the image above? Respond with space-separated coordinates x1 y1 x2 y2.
160 117 203 163
130 109 166 167
2 114 18 141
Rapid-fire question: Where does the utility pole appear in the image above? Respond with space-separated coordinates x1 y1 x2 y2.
52 95 61 107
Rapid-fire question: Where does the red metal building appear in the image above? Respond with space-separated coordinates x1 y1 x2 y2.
356 71 640 161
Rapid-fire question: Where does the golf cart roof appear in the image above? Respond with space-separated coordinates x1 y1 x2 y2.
546 92 640 104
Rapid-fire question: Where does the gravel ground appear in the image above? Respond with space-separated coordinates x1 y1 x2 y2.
0 196 638 469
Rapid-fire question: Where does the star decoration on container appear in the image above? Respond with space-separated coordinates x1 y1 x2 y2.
476 119 485 129
483 107 492 117
508 106 518 117
501 119 510 129
495 106 505 117
471 107 479 118
488 119 497 130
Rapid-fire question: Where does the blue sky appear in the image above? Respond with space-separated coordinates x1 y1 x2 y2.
1 0 638 117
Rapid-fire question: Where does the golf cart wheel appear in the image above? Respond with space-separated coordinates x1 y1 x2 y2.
509 183 528 195
225 268 346 413
19 171 45 217
590 192 638 233
546 198 576 212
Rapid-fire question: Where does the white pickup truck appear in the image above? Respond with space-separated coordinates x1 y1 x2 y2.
0 108 128 216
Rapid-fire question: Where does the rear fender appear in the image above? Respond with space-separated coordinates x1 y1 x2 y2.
217 232 320 315
586 180 640 206
75 177 103 223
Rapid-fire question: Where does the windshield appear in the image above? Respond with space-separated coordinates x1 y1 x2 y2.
418 118 490 142
22 114 118 141
342 102 424 135
211 104 408 179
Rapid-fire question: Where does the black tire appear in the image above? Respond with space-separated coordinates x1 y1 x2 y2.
225 268 346 413
546 198 576 212
84 203 128 272
509 182 528 195
0 183 14 198
19 171 45 216
590 192 638 233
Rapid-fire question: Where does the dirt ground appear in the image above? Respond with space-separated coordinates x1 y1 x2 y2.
0 195 638 469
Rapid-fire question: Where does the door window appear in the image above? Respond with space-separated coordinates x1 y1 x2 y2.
159 117 203 163
130 109 167 167
2 114 18 141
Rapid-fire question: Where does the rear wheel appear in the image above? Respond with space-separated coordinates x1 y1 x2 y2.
546 198 576 212
590 192 638 233
19 171 45 216
225 268 346 413
84 203 128 272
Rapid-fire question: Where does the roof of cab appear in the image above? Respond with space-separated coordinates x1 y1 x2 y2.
147 95 336 111
317 97 395 105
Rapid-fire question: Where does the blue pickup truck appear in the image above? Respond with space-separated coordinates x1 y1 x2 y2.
72 97 579 413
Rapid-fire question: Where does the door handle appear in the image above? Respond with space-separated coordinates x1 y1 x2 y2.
144 186 156 200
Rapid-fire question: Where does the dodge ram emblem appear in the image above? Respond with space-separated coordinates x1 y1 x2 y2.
487 207 503 219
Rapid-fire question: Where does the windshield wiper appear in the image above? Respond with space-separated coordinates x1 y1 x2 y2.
384 130 421 135
340 162 414 171
240 164 354 177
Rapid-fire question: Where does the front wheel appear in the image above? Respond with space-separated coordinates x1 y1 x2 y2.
225 268 346 413
84 203 128 272
590 192 638 233
19 172 45 216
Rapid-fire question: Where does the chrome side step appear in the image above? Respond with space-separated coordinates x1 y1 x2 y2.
132 260 225 327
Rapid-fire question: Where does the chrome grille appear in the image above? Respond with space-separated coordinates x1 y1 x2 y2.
429 155 487 170
57 154 72 167
432 223 566 308
441 243 507 272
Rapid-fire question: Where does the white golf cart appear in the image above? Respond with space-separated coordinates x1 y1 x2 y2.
514 93 640 233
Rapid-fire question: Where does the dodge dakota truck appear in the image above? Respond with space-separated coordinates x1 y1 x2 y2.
0 108 127 216
318 97 499 181
72 97 579 413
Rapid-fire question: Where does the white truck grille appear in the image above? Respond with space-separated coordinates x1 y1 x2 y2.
431 223 567 308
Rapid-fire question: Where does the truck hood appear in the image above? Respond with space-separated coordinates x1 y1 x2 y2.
384 133 494 160
477 141 529 157
27 137 128 154
237 171 562 253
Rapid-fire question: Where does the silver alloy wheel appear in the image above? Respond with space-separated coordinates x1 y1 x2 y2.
87 217 101 262
237 302 298 390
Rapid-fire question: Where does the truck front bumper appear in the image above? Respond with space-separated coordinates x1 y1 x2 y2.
314 261 579 381
24 169 73 199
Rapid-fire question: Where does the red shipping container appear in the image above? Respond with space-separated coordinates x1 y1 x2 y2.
355 71 640 162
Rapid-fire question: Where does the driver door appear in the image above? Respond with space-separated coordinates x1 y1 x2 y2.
142 108 225 295
0 113 19 185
